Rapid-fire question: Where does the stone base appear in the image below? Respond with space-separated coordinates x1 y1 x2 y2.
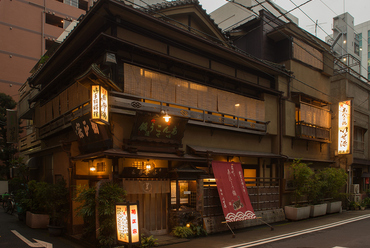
26 211 50 229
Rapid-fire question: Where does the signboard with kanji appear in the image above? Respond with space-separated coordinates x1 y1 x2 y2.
338 100 351 154
131 113 187 144
91 85 109 124
71 114 112 152
116 202 140 247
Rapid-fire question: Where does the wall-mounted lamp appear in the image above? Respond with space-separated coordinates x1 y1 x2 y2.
163 112 171 122
343 40 347 44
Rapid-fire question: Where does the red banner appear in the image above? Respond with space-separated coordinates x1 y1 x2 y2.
212 161 256 222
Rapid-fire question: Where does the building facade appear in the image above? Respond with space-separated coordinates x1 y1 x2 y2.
20 0 290 235
0 0 88 102
224 9 334 206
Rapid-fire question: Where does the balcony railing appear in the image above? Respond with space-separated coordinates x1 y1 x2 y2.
296 121 330 142
19 132 41 152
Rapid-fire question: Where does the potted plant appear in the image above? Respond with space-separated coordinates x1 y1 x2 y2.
25 180 50 229
318 167 347 214
284 159 313 221
307 173 327 218
360 200 366 210
46 178 69 236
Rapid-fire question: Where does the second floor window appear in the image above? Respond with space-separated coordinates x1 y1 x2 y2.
354 126 366 152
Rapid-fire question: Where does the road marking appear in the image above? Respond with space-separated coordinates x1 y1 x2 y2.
224 214 370 248
11 230 53 248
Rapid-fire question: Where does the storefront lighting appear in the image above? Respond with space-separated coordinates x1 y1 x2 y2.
116 202 140 247
90 166 96 172
91 85 109 125
163 112 171 122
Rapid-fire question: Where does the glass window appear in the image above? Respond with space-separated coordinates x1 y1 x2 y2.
354 126 366 152
64 0 78 8
171 180 197 210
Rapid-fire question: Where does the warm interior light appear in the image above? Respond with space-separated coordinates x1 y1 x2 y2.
163 113 171 122
146 164 151 170
186 223 190 228
90 166 96 172
343 40 347 44
235 103 240 107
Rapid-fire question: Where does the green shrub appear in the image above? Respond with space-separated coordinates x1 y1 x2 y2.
141 235 158 247
172 226 193 238
290 159 314 206
74 181 126 247
190 224 207 237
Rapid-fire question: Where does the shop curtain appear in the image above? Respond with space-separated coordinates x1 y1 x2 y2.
212 161 256 222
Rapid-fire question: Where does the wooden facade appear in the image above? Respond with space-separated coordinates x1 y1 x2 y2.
17 0 336 239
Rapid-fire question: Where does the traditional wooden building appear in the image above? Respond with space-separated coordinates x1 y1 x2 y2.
19 0 290 235
224 10 334 206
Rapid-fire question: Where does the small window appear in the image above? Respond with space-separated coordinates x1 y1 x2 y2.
46 13 63 28
96 162 106 172
354 126 366 152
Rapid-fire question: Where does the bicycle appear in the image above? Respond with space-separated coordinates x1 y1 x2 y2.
3 193 15 214
2 193 9 212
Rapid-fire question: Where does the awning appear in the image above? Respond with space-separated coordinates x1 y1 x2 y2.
72 148 207 162
287 157 335 163
187 145 282 158
362 172 370 178
353 158 370 166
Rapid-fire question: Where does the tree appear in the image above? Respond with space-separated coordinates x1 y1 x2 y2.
0 93 17 179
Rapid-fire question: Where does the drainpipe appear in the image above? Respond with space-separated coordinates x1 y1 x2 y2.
41 0 45 55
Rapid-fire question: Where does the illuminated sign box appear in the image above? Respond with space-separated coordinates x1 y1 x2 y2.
91 85 109 125
338 100 351 154
116 202 140 247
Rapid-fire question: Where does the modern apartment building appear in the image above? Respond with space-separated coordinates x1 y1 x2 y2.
210 0 298 32
0 0 88 102
355 20 370 80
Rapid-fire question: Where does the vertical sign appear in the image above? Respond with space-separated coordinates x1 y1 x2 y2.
92 85 100 120
100 86 108 123
6 109 18 143
91 85 109 124
130 204 139 243
116 202 140 247
212 161 256 222
338 100 351 154
116 204 129 243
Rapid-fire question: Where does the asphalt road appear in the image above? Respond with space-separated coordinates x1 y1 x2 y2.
165 210 370 248
0 211 83 248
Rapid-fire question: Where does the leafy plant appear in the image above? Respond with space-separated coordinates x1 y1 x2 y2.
190 224 207 237
290 159 314 207
46 178 69 226
316 167 347 200
141 235 158 247
362 197 370 207
74 181 126 247
172 226 194 238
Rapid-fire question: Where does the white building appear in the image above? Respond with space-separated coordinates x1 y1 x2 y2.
210 0 298 32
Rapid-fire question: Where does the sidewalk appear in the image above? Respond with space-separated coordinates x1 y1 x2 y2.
152 209 370 248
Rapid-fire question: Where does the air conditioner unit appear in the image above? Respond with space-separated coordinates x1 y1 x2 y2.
350 184 360 194
350 194 361 203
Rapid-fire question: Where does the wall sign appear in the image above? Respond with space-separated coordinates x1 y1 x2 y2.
338 100 351 154
71 115 112 152
131 113 187 144
116 202 140 247
91 85 109 124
